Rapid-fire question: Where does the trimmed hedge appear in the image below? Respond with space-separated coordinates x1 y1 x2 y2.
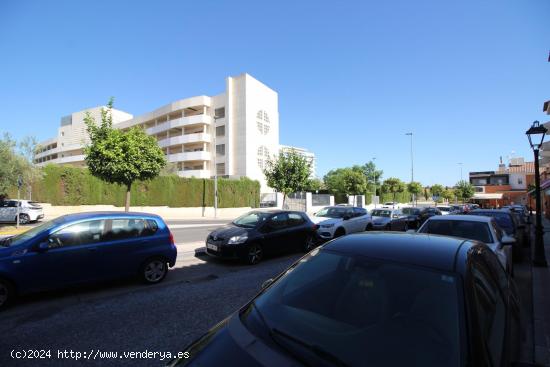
12 165 259 208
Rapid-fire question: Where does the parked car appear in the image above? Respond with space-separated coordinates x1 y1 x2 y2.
468 209 526 262
418 207 442 226
417 215 515 275
401 207 422 228
0 200 44 224
205 210 318 265
311 206 372 241
381 201 398 208
169 232 521 367
371 208 409 231
0 212 177 310
437 205 452 215
449 204 466 214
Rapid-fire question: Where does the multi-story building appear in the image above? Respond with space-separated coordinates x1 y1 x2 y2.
35 73 292 190
469 157 535 207
279 145 317 179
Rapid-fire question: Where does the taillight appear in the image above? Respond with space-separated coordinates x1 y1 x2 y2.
169 231 175 246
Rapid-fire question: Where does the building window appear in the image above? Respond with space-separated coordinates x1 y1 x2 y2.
256 110 270 135
216 144 225 156
216 125 225 137
518 178 523 185
216 163 225 175
258 158 264 169
214 107 225 118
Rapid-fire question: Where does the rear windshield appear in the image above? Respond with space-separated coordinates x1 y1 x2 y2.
419 220 493 243
469 212 515 235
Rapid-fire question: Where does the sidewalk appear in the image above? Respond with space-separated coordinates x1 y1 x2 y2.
533 217 550 365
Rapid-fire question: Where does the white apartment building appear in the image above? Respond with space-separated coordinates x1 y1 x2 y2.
279 145 317 179
36 73 311 190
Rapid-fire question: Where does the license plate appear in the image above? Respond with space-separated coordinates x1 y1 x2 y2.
206 243 218 251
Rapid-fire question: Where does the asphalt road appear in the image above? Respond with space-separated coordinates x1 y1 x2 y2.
0 252 301 366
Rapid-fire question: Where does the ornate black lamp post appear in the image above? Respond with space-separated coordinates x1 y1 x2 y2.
526 120 548 267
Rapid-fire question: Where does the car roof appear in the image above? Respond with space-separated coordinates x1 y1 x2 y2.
425 214 493 223
323 232 473 272
55 211 163 223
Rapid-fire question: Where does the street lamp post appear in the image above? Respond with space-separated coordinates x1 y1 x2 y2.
405 133 414 205
526 120 548 267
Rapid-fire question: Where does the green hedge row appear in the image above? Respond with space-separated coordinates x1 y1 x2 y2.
12 165 260 208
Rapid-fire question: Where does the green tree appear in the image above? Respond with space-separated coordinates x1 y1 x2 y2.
324 168 348 194
454 180 475 203
263 149 312 206
0 133 28 200
381 177 406 203
305 177 324 192
407 181 423 206
18 136 43 200
342 169 368 206
442 188 455 203
362 160 383 196
423 187 430 201
430 184 445 198
84 98 166 211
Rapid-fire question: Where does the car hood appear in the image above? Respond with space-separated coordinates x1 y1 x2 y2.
209 225 249 240
372 216 391 224
310 217 342 225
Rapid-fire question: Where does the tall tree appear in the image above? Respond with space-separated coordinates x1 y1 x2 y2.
454 180 475 203
305 177 324 192
18 136 43 200
442 188 455 203
84 98 166 211
430 184 445 198
362 160 383 195
407 181 423 206
0 133 30 200
263 149 311 206
381 177 406 203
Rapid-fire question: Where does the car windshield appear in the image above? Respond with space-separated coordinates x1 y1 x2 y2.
371 210 391 217
402 208 419 215
315 207 348 218
469 212 515 235
232 212 272 228
418 220 493 243
3 219 61 247
438 207 450 212
241 249 461 367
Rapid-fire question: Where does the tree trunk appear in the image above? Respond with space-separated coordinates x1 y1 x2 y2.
282 193 286 209
125 183 131 212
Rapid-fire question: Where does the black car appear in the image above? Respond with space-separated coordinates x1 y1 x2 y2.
401 207 422 229
469 209 526 262
205 210 318 265
171 232 521 366
418 207 442 225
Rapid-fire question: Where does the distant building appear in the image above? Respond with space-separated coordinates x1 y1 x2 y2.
469 157 535 207
279 145 317 179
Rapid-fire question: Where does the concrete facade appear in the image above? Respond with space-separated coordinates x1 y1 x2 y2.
35 74 303 190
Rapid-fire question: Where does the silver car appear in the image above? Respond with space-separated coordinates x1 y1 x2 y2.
0 200 44 224
371 208 409 231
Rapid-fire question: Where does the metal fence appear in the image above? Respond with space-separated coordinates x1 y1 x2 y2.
284 192 306 211
312 194 330 207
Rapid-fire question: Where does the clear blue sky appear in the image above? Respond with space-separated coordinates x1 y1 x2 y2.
1 0 549 186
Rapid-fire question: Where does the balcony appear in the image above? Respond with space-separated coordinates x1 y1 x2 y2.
168 151 211 162
177 170 211 179
158 133 211 148
147 115 212 135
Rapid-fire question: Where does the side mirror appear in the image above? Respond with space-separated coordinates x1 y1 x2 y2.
261 278 274 289
406 229 416 234
36 242 49 252
502 235 516 245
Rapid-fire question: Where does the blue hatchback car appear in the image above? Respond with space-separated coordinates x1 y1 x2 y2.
0 212 177 309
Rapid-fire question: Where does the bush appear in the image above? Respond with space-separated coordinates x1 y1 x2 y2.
11 165 259 208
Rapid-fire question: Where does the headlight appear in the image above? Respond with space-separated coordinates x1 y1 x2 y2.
228 235 248 244
321 223 335 228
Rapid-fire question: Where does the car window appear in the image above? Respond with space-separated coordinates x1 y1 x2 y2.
353 208 367 217
470 212 515 235
371 210 391 217
144 219 159 236
288 213 305 226
419 220 493 243
103 218 148 241
7 201 18 208
233 212 271 228
471 258 506 366
267 213 289 230
49 220 106 248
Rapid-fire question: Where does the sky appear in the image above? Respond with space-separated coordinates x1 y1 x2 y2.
0 0 549 187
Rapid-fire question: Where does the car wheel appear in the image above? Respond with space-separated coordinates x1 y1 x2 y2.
246 243 263 265
18 214 30 225
385 224 392 231
140 257 168 284
365 224 373 231
403 222 409 231
334 228 346 238
0 279 14 311
302 234 316 253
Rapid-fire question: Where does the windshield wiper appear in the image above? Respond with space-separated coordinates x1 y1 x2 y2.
271 328 349 367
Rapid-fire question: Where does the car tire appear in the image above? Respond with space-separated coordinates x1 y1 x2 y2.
403 222 409 231
302 234 316 253
18 214 30 225
334 228 346 238
0 278 14 311
140 257 168 284
245 243 263 265
385 224 392 231
365 224 373 231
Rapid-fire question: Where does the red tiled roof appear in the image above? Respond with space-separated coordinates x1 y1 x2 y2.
508 161 535 173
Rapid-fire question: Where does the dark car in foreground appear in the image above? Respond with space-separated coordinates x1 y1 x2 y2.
0 212 177 310
170 232 521 367
205 210 317 265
